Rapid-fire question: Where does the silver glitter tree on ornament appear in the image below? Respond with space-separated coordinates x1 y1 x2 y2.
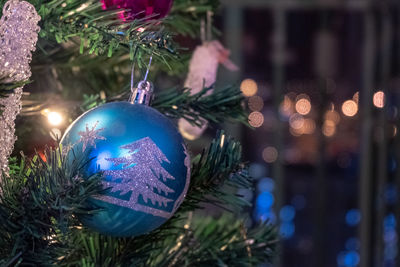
98 137 177 218
0 0 40 178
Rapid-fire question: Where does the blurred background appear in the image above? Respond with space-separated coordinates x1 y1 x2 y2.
214 1 399 267
15 0 400 266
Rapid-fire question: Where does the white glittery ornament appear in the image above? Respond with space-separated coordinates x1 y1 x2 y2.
178 41 238 140
0 0 40 178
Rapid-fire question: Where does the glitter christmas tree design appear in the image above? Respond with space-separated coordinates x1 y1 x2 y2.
97 137 177 218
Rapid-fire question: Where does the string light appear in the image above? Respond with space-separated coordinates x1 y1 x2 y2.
240 79 258 97
373 91 385 108
341 100 358 117
41 109 64 126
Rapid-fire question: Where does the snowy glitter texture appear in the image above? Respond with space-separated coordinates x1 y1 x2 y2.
97 137 177 218
78 121 106 152
0 0 40 177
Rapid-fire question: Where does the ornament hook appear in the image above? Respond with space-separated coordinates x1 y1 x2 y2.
129 55 154 105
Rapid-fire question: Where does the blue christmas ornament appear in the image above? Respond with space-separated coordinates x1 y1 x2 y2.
61 81 190 237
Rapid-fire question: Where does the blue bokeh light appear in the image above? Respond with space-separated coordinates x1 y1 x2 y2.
345 209 361 226
280 222 295 239
345 237 360 251
256 191 275 209
344 251 360 267
385 185 397 204
256 211 277 224
258 177 275 192
280 205 296 222
384 213 396 230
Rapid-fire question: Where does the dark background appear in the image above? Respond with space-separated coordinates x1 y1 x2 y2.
215 1 400 267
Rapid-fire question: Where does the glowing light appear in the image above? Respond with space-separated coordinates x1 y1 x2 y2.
280 205 296 222
240 79 258 97
341 100 358 117
280 222 295 239
248 95 264 111
48 111 63 126
42 109 64 126
353 92 359 103
262 146 278 163
345 209 361 226
393 125 397 137
302 119 316 134
257 177 275 192
256 191 274 209
289 127 303 137
324 110 341 124
248 111 264 128
373 91 385 108
289 114 304 130
279 96 293 117
295 98 311 115
323 120 336 137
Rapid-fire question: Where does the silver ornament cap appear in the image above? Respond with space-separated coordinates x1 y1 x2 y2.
130 80 153 105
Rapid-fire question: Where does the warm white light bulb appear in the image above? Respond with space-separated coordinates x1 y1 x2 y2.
47 111 63 126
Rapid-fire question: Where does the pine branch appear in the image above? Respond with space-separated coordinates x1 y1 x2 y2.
152 85 249 127
0 147 103 266
152 215 277 267
177 131 251 212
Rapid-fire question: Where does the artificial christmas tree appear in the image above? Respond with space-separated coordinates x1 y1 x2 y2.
0 0 277 265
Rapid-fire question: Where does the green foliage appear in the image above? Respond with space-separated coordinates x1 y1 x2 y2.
0 133 277 266
0 147 103 266
153 85 249 127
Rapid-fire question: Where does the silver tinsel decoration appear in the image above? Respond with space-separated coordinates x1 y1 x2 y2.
0 0 40 178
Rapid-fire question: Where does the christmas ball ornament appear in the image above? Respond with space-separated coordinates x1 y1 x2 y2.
101 0 173 21
61 81 190 237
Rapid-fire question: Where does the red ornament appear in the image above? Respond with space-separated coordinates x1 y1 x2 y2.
101 0 173 21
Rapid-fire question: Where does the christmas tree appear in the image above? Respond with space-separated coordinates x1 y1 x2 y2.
0 0 277 265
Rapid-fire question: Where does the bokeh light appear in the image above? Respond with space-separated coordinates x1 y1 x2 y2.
302 119 316 134
279 95 293 117
280 222 295 239
295 98 311 115
262 146 278 163
345 209 361 226
42 109 64 126
353 91 359 103
280 205 296 222
248 111 264 127
341 100 358 117
373 91 385 108
324 110 340 124
256 191 275 209
323 120 336 137
240 79 258 97
258 177 275 192
248 95 264 111
289 114 304 130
